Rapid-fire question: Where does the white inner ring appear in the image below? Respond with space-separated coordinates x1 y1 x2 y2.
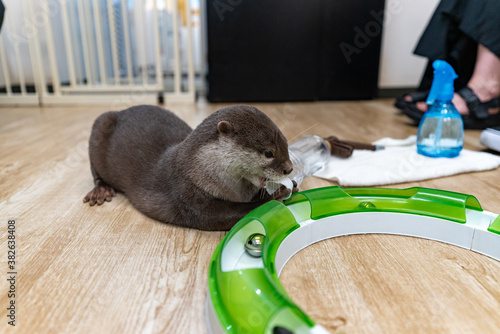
275 211 500 277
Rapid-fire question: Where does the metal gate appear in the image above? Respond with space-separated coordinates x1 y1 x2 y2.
0 0 198 106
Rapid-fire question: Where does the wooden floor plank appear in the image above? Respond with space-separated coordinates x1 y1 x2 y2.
1 100 499 333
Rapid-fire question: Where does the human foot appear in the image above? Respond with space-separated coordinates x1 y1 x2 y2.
414 43 500 116
414 85 499 116
403 86 500 129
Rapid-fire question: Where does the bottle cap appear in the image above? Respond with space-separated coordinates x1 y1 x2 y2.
426 60 458 105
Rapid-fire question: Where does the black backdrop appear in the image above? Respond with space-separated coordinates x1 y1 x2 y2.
206 0 385 102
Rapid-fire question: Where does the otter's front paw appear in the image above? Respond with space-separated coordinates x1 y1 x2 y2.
271 185 292 202
272 181 299 202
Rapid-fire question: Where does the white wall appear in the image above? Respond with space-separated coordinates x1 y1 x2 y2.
379 0 440 88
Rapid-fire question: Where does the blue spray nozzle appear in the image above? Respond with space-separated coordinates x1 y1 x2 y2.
426 60 458 105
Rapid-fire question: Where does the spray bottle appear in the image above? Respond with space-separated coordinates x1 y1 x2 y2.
417 60 464 158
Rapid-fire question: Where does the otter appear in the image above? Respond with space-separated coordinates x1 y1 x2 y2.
83 105 295 231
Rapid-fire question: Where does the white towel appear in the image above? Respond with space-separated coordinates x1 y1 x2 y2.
314 136 500 187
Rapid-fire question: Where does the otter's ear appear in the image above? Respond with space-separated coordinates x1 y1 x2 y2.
217 121 234 135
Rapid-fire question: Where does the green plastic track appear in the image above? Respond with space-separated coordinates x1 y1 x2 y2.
207 186 497 334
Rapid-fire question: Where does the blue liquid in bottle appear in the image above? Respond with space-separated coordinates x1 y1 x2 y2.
416 60 464 158
417 101 464 158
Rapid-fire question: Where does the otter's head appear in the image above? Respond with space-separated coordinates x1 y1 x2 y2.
214 105 293 189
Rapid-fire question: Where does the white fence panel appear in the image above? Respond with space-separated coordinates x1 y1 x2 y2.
0 0 198 106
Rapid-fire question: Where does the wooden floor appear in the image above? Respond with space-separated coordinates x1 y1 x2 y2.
1 99 500 334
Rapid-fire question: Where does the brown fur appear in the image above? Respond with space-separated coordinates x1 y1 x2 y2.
84 105 294 231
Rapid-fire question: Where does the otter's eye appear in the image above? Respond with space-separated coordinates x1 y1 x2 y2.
264 150 274 158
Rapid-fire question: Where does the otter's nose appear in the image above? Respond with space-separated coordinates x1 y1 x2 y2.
283 167 293 175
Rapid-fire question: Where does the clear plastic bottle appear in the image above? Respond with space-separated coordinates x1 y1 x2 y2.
265 135 331 197
416 60 464 158
287 135 331 186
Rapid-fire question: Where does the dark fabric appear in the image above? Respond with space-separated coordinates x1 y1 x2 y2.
0 1 5 31
414 0 500 91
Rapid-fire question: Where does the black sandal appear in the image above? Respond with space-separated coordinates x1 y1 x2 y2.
458 87 500 129
402 87 500 129
394 90 429 110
